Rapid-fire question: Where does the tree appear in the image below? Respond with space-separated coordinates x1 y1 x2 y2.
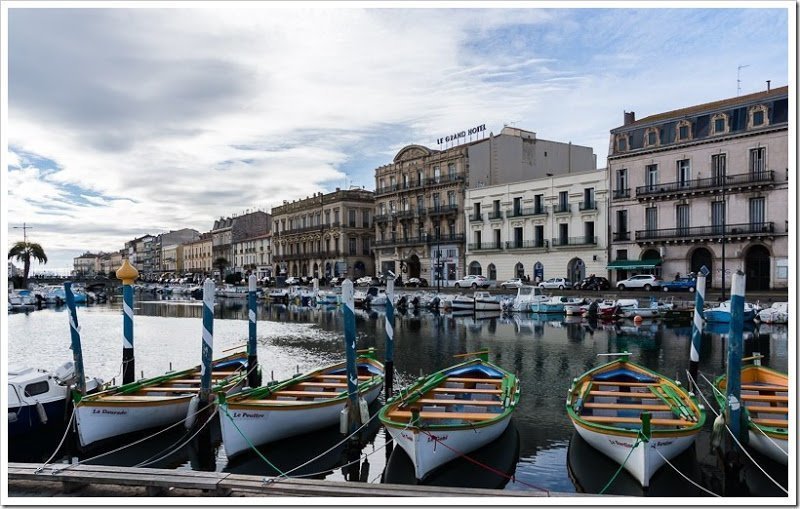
213 257 229 280
8 241 48 288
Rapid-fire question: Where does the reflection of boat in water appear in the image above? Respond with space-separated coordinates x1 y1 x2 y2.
473 310 501 321
704 320 757 336
383 418 520 489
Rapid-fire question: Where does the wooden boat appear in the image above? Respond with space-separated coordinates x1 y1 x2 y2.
713 364 788 465
566 352 705 487
379 351 520 480
74 351 248 449
219 353 384 459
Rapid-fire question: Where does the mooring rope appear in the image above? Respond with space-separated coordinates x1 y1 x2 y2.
34 406 77 474
598 433 642 495
133 407 220 468
219 405 287 477
653 448 720 497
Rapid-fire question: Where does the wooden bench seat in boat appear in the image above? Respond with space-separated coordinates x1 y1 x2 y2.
271 390 342 398
387 410 498 422
90 395 190 402
415 398 503 406
751 417 789 428
746 405 789 413
138 387 201 393
588 391 658 399
314 375 375 380
584 402 670 411
581 415 690 426
445 377 502 384
591 381 657 387
295 381 348 388
430 387 502 395
740 394 788 403
741 384 787 392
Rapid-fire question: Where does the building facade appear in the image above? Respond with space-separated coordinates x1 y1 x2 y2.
182 233 213 276
232 233 272 278
98 250 125 276
124 235 157 277
209 211 271 278
373 126 597 283
465 169 609 283
607 85 789 290
155 228 200 274
272 189 375 279
73 253 101 277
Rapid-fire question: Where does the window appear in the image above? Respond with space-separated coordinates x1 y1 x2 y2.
514 227 523 248
712 201 725 234
468 261 482 276
494 229 501 247
362 238 370 255
433 165 441 182
534 194 544 213
363 210 370 228
713 116 726 134
349 209 356 227
417 170 424 186
534 225 544 247
433 193 440 209
647 130 657 146
712 153 727 186
473 202 481 220
402 174 409 188
677 204 690 235
448 220 456 236
583 188 594 208
24 381 50 397
749 105 768 129
749 197 765 228
401 197 409 211
488 264 497 281
390 176 396 187
677 159 691 187
447 190 456 207
678 124 690 141
645 206 658 232
616 168 628 192
493 199 500 214
417 195 425 212
752 110 764 126
585 221 595 243
448 162 456 176
749 147 766 178
617 249 628 261
558 191 568 212
513 197 521 215
559 223 569 244
617 136 627 151
349 237 357 255
475 230 482 248
334 210 340 223
646 164 658 191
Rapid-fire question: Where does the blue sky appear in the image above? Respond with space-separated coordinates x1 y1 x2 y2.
3 4 792 272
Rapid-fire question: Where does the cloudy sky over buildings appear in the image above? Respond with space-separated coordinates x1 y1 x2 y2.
4 4 791 272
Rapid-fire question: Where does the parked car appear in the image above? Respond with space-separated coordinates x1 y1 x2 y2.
284 276 301 285
661 276 698 293
329 276 345 287
356 276 377 287
454 275 490 289
577 275 611 291
405 277 428 288
500 278 525 289
538 277 573 290
616 274 662 291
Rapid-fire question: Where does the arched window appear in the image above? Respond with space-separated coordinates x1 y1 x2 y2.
515 262 525 278
488 264 497 281
468 261 482 276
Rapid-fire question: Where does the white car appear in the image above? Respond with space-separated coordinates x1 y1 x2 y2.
616 274 662 291
356 276 376 287
500 278 524 289
454 275 490 289
284 276 301 285
538 277 572 290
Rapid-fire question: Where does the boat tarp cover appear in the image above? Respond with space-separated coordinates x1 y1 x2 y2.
446 364 504 378
593 368 656 383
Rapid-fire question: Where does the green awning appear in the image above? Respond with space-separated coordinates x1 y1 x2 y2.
607 259 662 270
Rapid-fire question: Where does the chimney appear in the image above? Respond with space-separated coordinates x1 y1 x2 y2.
624 111 636 126
766 80 771 92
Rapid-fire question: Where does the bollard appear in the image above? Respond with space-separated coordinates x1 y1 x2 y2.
63 282 86 395
688 273 706 382
247 275 261 388
199 278 215 405
341 280 361 434
725 271 746 442
384 274 395 401
116 260 139 384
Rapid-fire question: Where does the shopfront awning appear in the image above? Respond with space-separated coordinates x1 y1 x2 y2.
606 259 662 270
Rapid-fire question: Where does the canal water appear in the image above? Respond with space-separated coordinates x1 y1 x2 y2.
7 298 789 496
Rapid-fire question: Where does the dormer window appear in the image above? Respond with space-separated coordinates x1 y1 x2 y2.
712 114 728 135
645 128 658 147
752 110 764 126
617 135 627 152
748 105 768 129
676 120 692 142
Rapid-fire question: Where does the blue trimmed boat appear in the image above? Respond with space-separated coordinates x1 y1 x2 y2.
704 301 757 323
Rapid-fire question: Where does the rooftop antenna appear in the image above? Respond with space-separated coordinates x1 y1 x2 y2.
12 222 33 244
737 64 750 96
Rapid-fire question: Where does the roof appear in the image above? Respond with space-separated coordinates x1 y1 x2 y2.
619 85 788 129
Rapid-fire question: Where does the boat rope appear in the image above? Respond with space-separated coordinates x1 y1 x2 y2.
219 405 287 477
133 407 219 468
696 373 789 495
46 399 218 475
34 406 76 474
698 373 789 459
420 429 550 494
598 433 642 495
653 448 720 497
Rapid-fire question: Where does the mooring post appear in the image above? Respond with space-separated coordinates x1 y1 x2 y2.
63 282 86 395
341 279 361 434
688 273 706 383
116 259 139 385
384 274 395 401
247 274 261 388
199 278 215 406
722 270 746 495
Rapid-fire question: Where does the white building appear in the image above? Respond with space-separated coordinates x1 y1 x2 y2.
232 233 272 278
465 169 609 283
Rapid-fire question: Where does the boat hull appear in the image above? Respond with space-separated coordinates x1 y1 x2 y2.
9 398 68 437
748 428 788 465
474 300 501 312
530 303 565 313
704 309 756 323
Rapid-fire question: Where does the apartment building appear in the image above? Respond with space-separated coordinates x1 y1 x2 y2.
154 228 200 274
209 211 271 278
73 252 101 276
124 234 157 277
233 233 272 278
607 85 788 290
465 169 609 282
99 250 125 276
373 126 597 282
272 188 375 279
182 233 213 277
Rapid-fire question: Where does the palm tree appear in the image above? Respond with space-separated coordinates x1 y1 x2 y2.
8 241 48 288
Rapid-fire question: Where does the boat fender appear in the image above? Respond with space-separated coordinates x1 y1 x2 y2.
339 407 348 434
36 401 48 424
184 395 200 430
359 397 369 425
710 413 725 453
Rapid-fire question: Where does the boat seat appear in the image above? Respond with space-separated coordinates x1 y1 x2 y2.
87 395 189 402
295 381 348 388
431 387 502 395
740 394 788 403
314 375 375 381
416 398 502 406
741 384 787 392
746 405 788 414
588 391 657 399
592 381 657 387
751 418 789 428
271 390 342 398
387 410 498 422
584 403 670 411
445 377 502 385
581 415 691 426
138 387 201 393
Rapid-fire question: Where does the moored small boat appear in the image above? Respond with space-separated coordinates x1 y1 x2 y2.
450 294 474 311
473 291 502 312
505 285 547 312
704 301 757 323
74 351 248 449
566 352 705 487
219 353 384 458
713 363 788 465
379 350 520 480
757 302 788 324
530 296 567 314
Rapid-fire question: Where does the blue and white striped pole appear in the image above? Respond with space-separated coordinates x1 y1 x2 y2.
247 274 261 388
116 260 139 384
64 282 87 395
688 273 706 381
384 275 395 401
341 279 361 433
199 278 215 405
725 270 746 442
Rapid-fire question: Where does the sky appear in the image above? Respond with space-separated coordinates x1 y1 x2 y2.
3 3 793 273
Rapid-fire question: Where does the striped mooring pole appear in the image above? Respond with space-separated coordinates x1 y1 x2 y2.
247 274 261 388
341 279 361 433
199 278 215 405
384 275 395 401
725 270 746 442
116 259 139 384
688 273 706 381
63 282 87 395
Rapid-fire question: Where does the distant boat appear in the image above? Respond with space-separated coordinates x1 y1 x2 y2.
757 302 788 324
473 291 502 312
504 285 547 312
566 352 705 487
450 294 474 311
704 301 757 323
713 364 788 465
379 351 520 480
530 296 567 314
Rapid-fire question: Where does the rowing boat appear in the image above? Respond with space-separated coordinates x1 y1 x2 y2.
74 351 248 449
379 351 520 480
219 353 384 459
566 352 705 488
713 364 788 465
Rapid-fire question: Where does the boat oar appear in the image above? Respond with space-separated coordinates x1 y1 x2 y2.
453 349 489 361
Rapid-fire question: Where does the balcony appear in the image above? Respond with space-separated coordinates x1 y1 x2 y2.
488 210 504 220
468 242 502 251
579 201 597 211
507 206 548 218
613 188 631 200
425 233 465 245
375 184 399 196
396 209 415 220
612 231 631 242
280 249 341 261
375 173 466 196
551 236 598 247
428 204 459 216
635 171 776 201
425 173 465 187
635 222 776 244
505 240 548 250
373 236 425 248
553 203 572 214
469 213 484 222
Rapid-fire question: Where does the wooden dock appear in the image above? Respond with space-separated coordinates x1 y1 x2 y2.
7 462 583 497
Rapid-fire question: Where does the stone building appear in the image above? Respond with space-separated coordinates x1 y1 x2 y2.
607 85 788 290
232 233 272 279
182 233 213 277
154 228 200 275
271 189 375 279
209 211 271 278
124 234 157 278
73 252 101 277
98 250 125 275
